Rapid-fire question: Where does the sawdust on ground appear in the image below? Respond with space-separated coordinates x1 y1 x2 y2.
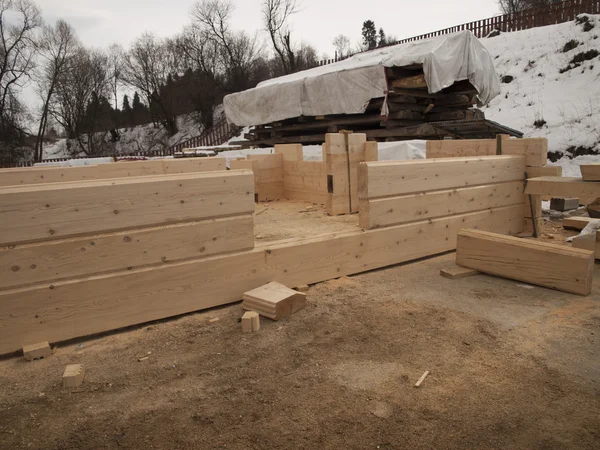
1 231 599 449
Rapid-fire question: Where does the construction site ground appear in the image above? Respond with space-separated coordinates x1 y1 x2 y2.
0 219 599 450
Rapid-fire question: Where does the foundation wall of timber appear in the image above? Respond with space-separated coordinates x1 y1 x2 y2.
0 137 545 354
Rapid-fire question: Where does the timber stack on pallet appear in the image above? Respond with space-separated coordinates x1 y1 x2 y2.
239 66 521 147
0 159 255 354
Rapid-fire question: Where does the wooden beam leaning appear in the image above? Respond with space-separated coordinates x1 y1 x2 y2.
0 204 524 354
0 216 254 291
0 170 255 246
456 229 594 296
525 177 600 200
360 181 524 229
0 157 226 187
358 155 526 200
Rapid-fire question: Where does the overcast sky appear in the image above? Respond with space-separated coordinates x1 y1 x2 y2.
36 0 501 56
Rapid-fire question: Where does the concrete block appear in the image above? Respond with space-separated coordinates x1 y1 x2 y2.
550 197 579 211
22 342 52 361
63 364 85 388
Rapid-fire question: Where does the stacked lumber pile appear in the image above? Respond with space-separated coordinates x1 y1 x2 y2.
0 159 255 354
242 281 307 320
239 68 520 147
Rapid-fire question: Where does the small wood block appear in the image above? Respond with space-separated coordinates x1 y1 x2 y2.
242 281 307 321
22 341 52 361
241 311 255 333
295 284 310 293
250 312 260 331
563 216 594 231
440 266 479 279
550 197 579 212
572 233 599 259
63 364 85 388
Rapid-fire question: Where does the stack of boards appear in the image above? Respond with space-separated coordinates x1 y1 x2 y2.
242 282 307 320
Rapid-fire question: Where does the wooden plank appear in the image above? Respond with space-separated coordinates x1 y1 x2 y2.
390 73 428 89
426 139 496 158
0 158 226 186
524 194 542 219
526 166 562 178
572 233 598 258
364 141 378 162
0 216 254 290
525 177 600 200
325 133 351 215
242 281 307 320
501 138 548 167
358 155 526 200
359 181 524 229
580 164 600 181
0 204 523 354
275 144 303 162
0 171 255 246
247 154 284 201
348 133 367 213
456 229 594 295
440 266 479 279
563 216 598 231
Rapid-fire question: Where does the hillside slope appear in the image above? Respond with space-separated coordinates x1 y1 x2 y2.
482 14 600 171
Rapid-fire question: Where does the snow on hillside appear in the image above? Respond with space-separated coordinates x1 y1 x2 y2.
43 113 203 160
481 14 600 170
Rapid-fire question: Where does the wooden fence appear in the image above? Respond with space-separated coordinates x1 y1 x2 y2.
318 0 600 66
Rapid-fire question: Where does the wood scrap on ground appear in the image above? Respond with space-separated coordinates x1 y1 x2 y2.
242 281 307 320
456 229 594 296
440 266 479 279
415 371 430 388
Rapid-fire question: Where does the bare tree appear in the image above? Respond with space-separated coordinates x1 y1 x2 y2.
187 0 264 92
107 43 124 110
262 0 299 74
34 19 79 161
51 47 110 154
0 0 41 162
497 0 529 14
122 32 179 136
332 34 350 60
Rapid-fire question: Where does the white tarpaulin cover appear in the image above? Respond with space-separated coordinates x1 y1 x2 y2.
224 30 500 127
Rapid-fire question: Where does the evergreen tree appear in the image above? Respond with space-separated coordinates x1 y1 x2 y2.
122 94 133 127
131 91 150 126
378 28 387 47
362 20 378 50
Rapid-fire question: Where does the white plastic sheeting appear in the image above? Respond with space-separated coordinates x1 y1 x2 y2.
224 30 500 127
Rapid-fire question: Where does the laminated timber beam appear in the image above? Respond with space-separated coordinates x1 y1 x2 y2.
358 155 526 200
0 205 524 354
0 157 226 187
456 229 594 296
0 170 255 246
525 177 600 200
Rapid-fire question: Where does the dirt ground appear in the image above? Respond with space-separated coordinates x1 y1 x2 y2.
254 200 359 242
1 218 599 450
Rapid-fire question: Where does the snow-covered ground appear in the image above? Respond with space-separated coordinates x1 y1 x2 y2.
481 14 600 173
43 113 204 160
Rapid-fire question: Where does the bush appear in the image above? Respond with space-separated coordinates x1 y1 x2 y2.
533 119 546 128
501 75 514 83
559 49 600 73
562 39 579 53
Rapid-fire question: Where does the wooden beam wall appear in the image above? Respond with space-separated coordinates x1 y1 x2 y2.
0 170 255 246
0 204 523 354
0 157 226 187
245 154 284 201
